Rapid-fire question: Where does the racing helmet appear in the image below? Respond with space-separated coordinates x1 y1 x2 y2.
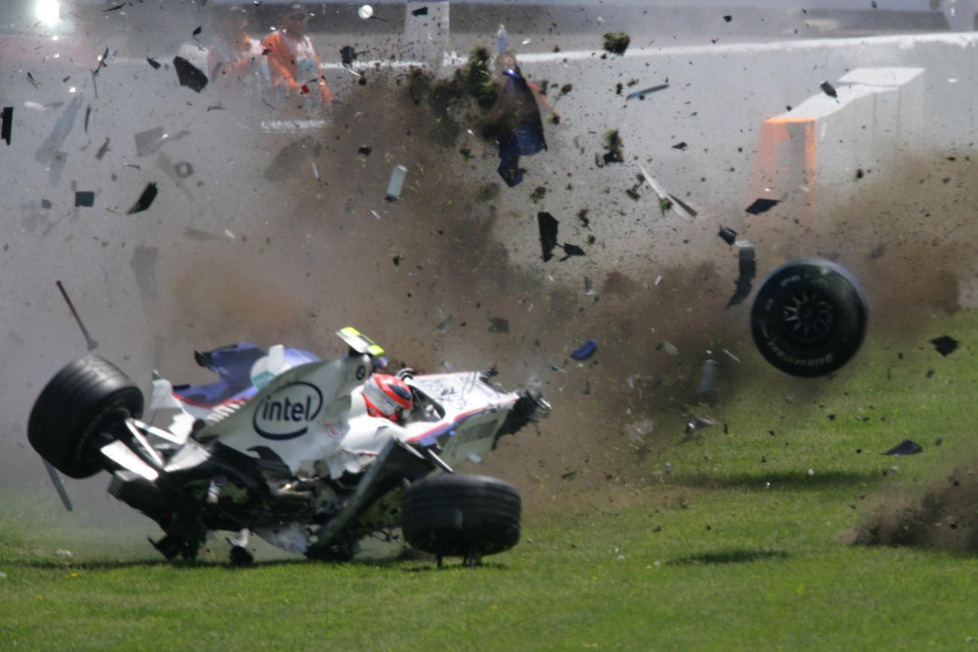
362 374 412 421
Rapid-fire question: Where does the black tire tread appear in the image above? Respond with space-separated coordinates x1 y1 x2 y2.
402 474 521 558
28 356 143 478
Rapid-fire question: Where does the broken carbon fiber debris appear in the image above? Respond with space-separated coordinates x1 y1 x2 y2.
726 243 756 308
745 198 779 215
173 56 208 93
625 83 668 101
488 318 510 333
718 226 737 245
930 336 958 356
127 183 159 214
538 211 559 262
820 81 839 100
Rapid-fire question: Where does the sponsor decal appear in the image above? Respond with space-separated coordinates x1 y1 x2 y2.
253 381 323 440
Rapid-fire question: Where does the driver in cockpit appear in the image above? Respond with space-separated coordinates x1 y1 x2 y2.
360 374 413 425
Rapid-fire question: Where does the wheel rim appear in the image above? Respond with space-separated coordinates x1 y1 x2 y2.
780 289 835 345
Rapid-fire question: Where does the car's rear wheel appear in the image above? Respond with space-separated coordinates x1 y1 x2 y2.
751 258 868 377
402 474 521 563
28 356 144 479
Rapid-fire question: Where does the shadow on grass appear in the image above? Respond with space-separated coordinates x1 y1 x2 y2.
0 550 507 572
668 548 789 566
673 469 881 491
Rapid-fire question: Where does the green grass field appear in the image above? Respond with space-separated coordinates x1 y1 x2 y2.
4 312 978 651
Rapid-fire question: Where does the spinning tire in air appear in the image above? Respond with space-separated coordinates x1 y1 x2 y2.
751 258 868 377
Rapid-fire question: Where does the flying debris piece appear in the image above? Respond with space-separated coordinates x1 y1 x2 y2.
127 182 159 215
411 6 428 16
56 280 98 351
173 56 208 93
135 126 167 157
1 106 12 145
726 244 756 308
104 3 127 12
683 414 717 435
358 4 374 20
488 317 510 333
603 32 630 56
386 164 408 201
74 191 94 207
668 193 698 218
44 461 73 512
84 105 91 134
357 145 372 156
560 243 586 259
718 226 737 245
340 45 358 66
173 161 194 179
637 163 694 221
672 141 688 151
571 339 597 360
820 81 838 100
183 227 222 241
697 359 718 398
538 211 559 261
93 47 110 75
625 83 669 101
95 137 110 160
723 15 732 22
192 26 203 38
745 198 779 215
147 57 161 69
36 95 82 167
130 245 159 300
883 439 923 456
930 335 959 356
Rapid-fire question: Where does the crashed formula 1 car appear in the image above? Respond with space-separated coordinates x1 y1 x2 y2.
28 328 549 565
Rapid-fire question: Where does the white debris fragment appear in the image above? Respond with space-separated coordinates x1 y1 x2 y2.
56 549 73 558
722 348 741 363
654 275 662 286
358 4 373 20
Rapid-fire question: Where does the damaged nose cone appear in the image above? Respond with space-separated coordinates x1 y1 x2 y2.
750 258 868 377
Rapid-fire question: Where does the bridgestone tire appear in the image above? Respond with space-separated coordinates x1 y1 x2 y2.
402 474 521 559
28 356 144 479
751 258 868 378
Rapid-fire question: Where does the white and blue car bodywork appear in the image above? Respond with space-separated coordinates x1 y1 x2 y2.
28 329 548 564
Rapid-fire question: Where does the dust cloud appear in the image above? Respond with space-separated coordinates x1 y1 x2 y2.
2 4 976 547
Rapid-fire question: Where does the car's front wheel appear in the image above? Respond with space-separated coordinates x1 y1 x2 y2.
28 355 144 479
402 473 521 564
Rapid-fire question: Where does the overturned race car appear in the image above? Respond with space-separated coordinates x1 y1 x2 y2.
27 328 549 566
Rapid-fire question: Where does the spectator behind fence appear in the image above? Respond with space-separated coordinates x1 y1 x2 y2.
206 6 269 102
262 3 333 114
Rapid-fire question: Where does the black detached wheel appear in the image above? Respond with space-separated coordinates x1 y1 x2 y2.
28 355 144 479
751 258 868 377
402 474 521 562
